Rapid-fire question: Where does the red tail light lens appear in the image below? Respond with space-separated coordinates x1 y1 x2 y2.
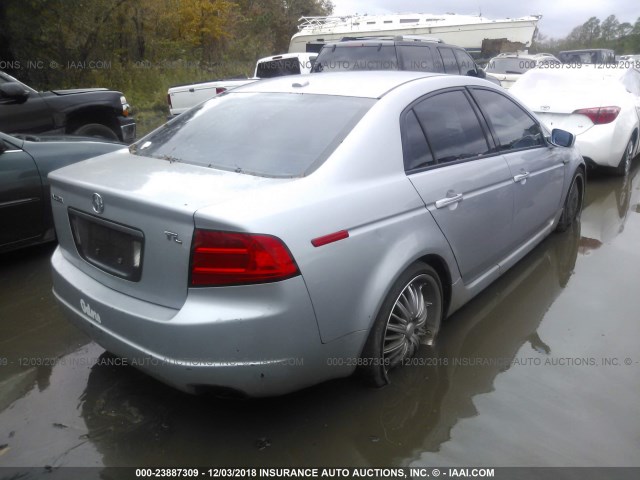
167 93 172 108
190 230 299 286
215 87 227 95
573 106 620 125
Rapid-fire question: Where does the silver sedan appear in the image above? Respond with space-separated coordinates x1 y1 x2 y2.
49 71 584 396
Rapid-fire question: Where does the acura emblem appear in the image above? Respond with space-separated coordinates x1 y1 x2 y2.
92 193 104 214
541 105 550 111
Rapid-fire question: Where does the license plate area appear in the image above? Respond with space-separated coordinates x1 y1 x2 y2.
69 208 144 282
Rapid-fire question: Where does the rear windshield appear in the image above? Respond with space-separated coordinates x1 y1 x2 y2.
313 45 398 72
131 92 374 177
256 58 302 78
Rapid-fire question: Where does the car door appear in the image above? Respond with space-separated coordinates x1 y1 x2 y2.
0 77 55 134
402 88 514 285
469 87 565 249
0 137 45 247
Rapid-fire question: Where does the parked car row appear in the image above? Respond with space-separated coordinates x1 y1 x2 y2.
2 37 637 397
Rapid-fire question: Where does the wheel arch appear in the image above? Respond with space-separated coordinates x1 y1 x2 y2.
65 106 121 138
416 253 452 319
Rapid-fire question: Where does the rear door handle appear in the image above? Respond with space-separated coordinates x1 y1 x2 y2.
435 192 463 209
513 172 530 183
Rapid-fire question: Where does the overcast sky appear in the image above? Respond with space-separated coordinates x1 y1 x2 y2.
330 0 639 39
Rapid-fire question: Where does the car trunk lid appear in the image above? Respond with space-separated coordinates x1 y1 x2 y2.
48 150 288 309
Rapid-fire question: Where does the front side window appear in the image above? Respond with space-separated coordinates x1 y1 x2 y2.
454 49 477 76
471 89 545 151
413 90 490 163
132 92 374 177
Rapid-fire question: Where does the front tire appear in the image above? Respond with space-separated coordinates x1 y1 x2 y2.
556 170 584 233
360 263 443 387
72 123 119 141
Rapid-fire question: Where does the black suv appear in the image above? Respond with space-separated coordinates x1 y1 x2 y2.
0 71 136 143
311 36 489 79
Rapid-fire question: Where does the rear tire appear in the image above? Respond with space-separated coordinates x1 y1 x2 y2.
360 262 443 387
72 123 119 141
556 170 584 233
612 137 634 177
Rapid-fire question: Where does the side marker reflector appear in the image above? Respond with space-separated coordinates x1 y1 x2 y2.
311 230 349 247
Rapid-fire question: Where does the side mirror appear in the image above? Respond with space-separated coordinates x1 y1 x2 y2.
0 82 30 101
550 128 575 148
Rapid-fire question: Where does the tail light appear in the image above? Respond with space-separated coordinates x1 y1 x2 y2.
167 93 172 108
190 230 299 286
573 106 620 125
215 87 226 95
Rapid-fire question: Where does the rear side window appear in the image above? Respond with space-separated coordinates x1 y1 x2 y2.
402 110 435 171
438 48 460 74
313 45 398 72
413 90 490 163
471 89 545 151
398 45 435 72
132 92 374 177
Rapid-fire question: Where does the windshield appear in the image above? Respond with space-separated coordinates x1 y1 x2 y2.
131 92 374 177
485 57 537 74
312 45 398 72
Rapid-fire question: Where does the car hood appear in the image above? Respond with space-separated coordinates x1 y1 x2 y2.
49 88 109 95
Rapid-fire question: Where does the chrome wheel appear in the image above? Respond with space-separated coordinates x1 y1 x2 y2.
383 273 442 369
360 263 443 387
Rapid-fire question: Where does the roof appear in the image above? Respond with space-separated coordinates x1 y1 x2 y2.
230 71 440 99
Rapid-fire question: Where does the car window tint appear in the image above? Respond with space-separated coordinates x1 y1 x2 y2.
313 45 398 72
256 58 301 78
398 45 434 72
133 92 374 177
439 48 460 74
454 49 477 76
414 90 489 163
472 89 545 151
402 109 435 171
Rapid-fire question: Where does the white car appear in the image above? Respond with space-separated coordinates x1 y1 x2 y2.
484 52 561 89
511 65 640 175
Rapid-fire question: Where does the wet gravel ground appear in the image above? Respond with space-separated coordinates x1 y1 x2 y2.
1 164 639 471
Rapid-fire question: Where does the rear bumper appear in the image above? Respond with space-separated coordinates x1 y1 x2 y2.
575 126 626 168
51 248 363 396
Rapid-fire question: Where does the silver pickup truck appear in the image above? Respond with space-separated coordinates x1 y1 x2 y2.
167 53 317 116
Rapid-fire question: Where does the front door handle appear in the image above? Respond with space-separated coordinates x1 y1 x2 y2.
513 171 530 183
435 192 463 209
